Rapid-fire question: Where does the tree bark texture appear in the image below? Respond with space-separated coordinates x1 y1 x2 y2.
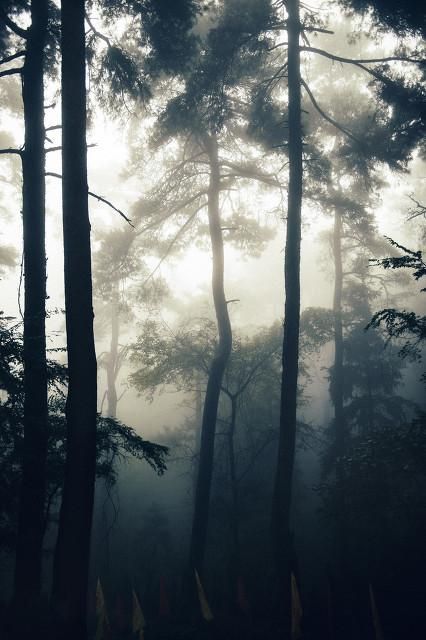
188 132 232 577
13 0 49 613
271 0 302 635
51 1 97 638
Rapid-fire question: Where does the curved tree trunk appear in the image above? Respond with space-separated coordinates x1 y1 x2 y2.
271 0 302 635
13 0 48 614
51 2 97 638
188 132 232 579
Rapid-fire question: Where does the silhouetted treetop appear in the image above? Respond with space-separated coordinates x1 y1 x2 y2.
339 0 426 38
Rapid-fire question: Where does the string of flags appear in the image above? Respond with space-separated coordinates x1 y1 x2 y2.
94 572 385 640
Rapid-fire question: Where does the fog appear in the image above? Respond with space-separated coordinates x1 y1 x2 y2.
0 1 425 639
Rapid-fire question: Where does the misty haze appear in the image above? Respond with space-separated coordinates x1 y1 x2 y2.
0 1 425 639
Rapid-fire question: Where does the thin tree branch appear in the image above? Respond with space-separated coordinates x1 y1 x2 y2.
302 26 334 34
85 13 112 47
0 66 23 78
0 9 28 39
45 125 62 132
219 159 282 187
45 172 134 227
88 191 134 228
0 50 25 65
0 148 22 156
141 209 201 287
301 78 361 144
45 143 96 153
135 189 209 236
300 45 424 66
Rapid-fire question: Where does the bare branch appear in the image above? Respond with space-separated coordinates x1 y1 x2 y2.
300 45 424 66
301 79 361 144
219 159 282 187
0 148 22 156
89 191 134 228
45 143 96 153
0 9 28 39
0 66 23 78
45 172 134 227
303 26 334 34
0 50 25 66
141 209 200 287
407 195 426 220
45 125 62 132
85 13 112 47
135 189 209 236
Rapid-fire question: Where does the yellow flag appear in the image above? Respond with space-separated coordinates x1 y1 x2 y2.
95 579 110 640
194 569 214 622
132 589 146 640
369 584 385 640
291 572 303 640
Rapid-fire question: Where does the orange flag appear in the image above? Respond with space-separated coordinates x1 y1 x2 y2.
369 584 385 640
194 569 214 621
291 572 303 640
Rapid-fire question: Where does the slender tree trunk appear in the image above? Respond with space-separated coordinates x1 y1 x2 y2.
51 2 97 638
106 284 119 418
13 0 48 614
332 209 345 459
332 208 348 636
192 371 203 493
228 394 240 580
188 132 232 578
271 0 302 635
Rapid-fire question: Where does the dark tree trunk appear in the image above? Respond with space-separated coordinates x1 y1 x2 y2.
271 0 302 635
228 394 240 582
192 371 203 493
188 132 232 578
332 209 345 459
51 2 97 638
13 0 48 614
106 284 119 418
332 208 348 636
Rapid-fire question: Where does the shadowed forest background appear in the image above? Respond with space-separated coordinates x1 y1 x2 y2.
0 1 425 639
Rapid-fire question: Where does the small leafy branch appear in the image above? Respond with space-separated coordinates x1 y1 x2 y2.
366 238 426 365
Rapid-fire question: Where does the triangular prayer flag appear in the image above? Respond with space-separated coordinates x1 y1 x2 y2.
194 569 214 622
132 589 146 640
369 583 385 640
95 579 110 640
291 572 303 640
